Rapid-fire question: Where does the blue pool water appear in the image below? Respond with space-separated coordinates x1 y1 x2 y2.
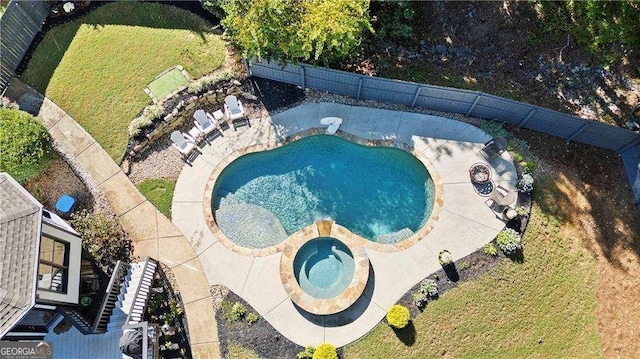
293 237 354 299
213 135 435 247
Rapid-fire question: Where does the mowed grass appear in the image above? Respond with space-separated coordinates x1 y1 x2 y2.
21 2 226 162
345 200 601 358
136 178 176 218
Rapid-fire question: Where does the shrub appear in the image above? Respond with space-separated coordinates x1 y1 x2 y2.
496 228 522 255
517 173 534 193
438 250 453 266
459 261 469 271
297 346 315 359
312 343 337 359
483 243 498 256
246 312 259 325
230 302 246 320
412 292 428 309
386 304 410 329
420 279 438 297
0 108 54 183
71 210 131 266
187 71 234 94
516 206 528 216
127 104 165 137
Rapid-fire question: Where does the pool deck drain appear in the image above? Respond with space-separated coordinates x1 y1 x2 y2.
172 102 518 347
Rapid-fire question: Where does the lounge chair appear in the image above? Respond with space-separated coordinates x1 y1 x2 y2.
485 184 517 219
193 109 222 141
170 130 200 162
480 137 507 160
224 95 249 130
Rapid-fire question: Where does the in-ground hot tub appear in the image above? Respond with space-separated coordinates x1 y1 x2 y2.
294 237 355 299
280 225 370 315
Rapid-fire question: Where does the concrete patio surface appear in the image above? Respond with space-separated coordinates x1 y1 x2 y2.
172 102 518 347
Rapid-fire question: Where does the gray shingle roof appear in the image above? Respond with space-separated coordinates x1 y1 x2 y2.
0 173 42 338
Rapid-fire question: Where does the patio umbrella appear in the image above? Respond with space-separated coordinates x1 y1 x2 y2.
119 329 144 356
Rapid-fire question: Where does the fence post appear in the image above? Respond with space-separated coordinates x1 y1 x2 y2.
356 77 363 100
411 86 421 109
466 92 481 116
518 108 536 127
566 123 590 142
300 66 306 89
243 58 252 77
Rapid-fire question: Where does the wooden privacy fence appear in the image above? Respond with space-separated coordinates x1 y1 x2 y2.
246 59 640 209
0 0 49 92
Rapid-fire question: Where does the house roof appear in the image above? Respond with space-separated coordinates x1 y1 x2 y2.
0 173 42 338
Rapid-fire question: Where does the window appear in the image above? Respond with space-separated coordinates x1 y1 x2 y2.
38 236 68 293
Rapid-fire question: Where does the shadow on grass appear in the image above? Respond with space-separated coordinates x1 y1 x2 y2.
18 1 217 93
392 320 416 347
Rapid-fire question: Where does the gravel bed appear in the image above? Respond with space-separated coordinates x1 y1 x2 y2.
52 140 112 213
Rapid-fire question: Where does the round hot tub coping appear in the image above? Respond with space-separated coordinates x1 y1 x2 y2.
202 128 444 257
280 221 370 315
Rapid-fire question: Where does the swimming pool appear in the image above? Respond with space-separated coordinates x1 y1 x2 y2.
213 135 435 248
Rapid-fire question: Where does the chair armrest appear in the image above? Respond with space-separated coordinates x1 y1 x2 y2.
194 121 204 132
183 133 196 143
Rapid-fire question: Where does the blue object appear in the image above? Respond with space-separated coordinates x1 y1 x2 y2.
56 194 76 214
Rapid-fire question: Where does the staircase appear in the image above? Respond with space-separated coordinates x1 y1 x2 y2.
107 257 158 332
93 260 129 333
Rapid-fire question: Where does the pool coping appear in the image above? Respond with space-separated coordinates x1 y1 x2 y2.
202 128 444 257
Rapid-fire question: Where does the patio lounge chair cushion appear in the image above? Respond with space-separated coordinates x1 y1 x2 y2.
224 95 245 120
480 137 507 159
490 185 517 208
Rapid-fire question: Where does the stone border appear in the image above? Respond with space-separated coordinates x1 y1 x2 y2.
279 221 370 315
202 128 444 256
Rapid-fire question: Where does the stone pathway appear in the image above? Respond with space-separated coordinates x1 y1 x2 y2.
172 102 518 347
6 80 220 359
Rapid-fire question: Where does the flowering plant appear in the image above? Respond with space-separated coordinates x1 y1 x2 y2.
420 279 439 297
496 228 522 255
438 250 453 265
517 173 534 193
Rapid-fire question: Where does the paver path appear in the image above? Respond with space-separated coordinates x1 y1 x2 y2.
7 80 220 359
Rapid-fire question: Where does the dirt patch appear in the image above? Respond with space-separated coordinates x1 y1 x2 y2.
356 1 640 127
23 155 93 216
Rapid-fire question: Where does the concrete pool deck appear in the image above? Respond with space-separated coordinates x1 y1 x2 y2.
172 102 518 347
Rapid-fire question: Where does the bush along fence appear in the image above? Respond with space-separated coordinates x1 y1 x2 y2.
245 59 640 210
0 0 49 92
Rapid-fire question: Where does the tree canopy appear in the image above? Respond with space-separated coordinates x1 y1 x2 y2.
219 0 372 64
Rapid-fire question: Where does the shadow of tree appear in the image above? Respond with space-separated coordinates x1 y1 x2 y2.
18 1 217 92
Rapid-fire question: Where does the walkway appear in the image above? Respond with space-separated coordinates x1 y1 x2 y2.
7 80 220 359
172 102 517 347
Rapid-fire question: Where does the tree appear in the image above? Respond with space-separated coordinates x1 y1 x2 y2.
220 0 372 64
0 108 54 183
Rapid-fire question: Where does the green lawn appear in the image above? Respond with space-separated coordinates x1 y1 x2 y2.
148 68 189 99
136 178 176 218
345 199 601 358
20 2 226 162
